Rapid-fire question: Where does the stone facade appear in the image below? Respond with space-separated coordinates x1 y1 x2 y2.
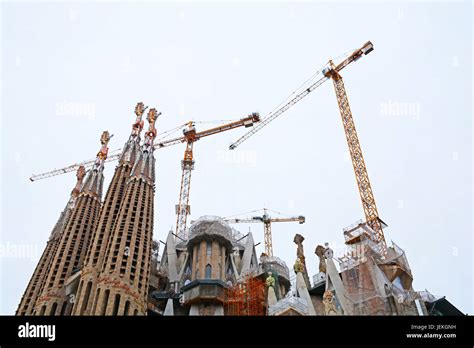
92 108 158 316
34 167 103 315
72 140 142 315
16 167 85 315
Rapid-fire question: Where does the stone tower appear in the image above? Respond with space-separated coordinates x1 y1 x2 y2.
16 166 86 315
185 217 235 316
34 132 110 315
92 108 159 315
72 103 146 315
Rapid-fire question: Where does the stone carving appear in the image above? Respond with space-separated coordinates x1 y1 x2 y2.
95 131 112 169
265 272 275 288
293 234 310 288
76 166 86 181
315 245 327 273
294 234 305 261
144 108 160 149
293 257 304 274
135 102 146 117
71 165 86 198
132 102 146 137
97 276 141 301
323 290 337 315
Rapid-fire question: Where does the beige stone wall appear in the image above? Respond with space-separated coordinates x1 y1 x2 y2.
191 240 227 281
73 165 133 315
35 194 101 316
92 177 154 316
16 239 59 315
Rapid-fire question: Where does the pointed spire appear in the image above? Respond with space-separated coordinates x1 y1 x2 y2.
71 165 86 198
82 131 110 200
130 107 161 184
66 165 86 210
93 131 112 171
143 108 160 152
49 165 86 241
131 102 146 140
119 102 148 165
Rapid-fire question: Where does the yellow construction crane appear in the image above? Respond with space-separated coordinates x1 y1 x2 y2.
229 41 387 255
224 208 305 256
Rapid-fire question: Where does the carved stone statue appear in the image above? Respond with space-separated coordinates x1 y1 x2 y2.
323 290 337 315
266 271 278 307
294 234 305 260
265 272 275 288
293 234 310 288
293 257 304 274
315 245 327 273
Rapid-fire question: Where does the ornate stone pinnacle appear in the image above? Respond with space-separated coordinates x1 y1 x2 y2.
95 131 112 169
135 102 146 117
293 257 304 273
100 131 111 146
144 108 161 144
131 103 146 138
265 272 275 288
76 165 86 181
315 245 327 273
71 165 86 197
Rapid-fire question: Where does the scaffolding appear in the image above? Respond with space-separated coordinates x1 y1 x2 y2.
224 273 265 316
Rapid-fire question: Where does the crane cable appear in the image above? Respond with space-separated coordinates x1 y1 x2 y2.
228 47 358 150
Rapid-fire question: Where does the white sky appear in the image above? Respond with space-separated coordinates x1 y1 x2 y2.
1 0 472 314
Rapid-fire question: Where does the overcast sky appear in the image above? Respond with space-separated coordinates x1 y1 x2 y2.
1 0 472 314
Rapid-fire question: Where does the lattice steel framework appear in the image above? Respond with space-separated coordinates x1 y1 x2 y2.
327 67 386 254
175 141 194 240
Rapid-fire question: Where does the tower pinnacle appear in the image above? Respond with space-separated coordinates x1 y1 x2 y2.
72 104 150 315
93 131 113 171
119 103 150 164
130 108 161 183
93 106 160 315
81 131 110 200
131 102 147 140
144 108 160 151
71 166 86 198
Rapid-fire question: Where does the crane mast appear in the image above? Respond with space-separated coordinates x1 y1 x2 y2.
175 123 196 240
228 41 387 255
324 63 385 251
225 208 305 256
174 114 260 241
263 218 272 257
